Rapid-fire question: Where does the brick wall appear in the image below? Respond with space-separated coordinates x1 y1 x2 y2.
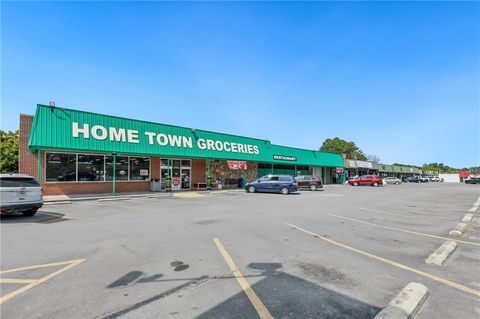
191 159 206 184
19 114 38 179
42 181 150 196
19 114 154 196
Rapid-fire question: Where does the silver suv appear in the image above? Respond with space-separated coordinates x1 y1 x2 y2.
0 174 43 216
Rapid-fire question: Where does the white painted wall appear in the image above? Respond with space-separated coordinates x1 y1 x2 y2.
439 174 460 183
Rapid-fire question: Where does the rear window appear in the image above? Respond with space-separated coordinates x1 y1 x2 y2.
0 177 40 187
279 176 292 181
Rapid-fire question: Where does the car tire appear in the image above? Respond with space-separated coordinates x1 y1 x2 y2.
280 187 289 195
395 181 399 185
353 182 359 186
22 208 38 217
373 182 379 187
248 186 256 193
310 184 317 191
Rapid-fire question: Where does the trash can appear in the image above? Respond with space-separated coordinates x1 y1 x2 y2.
150 179 162 192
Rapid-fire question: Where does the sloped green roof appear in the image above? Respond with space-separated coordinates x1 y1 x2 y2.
29 104 344 167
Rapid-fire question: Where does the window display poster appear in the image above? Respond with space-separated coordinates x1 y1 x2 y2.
172 177 181 190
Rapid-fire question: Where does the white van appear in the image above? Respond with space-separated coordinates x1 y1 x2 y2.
0 174 43 216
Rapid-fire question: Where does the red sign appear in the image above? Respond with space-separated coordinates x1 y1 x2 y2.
227 161 247 170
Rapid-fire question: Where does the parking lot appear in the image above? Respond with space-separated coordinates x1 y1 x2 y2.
1 183 479 319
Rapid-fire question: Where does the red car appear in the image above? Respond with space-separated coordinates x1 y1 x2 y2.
348 175 383 187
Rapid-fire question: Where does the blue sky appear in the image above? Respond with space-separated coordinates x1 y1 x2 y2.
2 1 479 168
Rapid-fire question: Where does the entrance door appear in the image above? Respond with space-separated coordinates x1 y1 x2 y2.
160 158 191 190
180 159 191 189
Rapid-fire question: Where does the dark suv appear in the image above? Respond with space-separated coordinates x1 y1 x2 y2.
465 177 480 184
294 175 323 191
246 175 298 195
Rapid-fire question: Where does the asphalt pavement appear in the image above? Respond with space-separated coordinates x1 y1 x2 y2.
1 183 479 319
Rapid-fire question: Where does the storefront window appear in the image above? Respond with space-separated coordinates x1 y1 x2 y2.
77 154 105 181
46 153 77 182
105 156 129 180
130 157 150 180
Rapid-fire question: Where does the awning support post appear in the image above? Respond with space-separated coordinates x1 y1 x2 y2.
112 155 116 196
166 158 171 191
37 149 41 183
207 160 212 191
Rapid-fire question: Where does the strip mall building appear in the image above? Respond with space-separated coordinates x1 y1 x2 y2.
19 104 345 195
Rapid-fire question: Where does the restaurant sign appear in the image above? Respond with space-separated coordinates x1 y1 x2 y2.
273 155 297 162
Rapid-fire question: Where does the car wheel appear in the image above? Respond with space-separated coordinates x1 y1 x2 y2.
309 184 317 191
353 182 359 186
22 208 38 217
280 187 289 195
395 181 399 185
373 182 379 187
248 186 256 193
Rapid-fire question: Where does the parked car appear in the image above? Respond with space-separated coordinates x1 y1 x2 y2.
428 176 442 182
246 175 298 195
406 176 420 183
0 174 43 216
401 176 409 183
348 175 383 187
294 175 323 191
465 177 480 184
419 176 430 183
383 177 402 185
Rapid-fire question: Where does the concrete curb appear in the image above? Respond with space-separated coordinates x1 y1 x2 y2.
374 282 428 319
425 241 457 266
462 214 474 222
43 201 72 205
97 197 130 202
44 193 173 203
468 206 478 213
448 223 467 237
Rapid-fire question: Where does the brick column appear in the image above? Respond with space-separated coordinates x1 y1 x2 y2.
19 114 38 179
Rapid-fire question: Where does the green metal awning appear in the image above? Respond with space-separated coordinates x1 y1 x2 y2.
29 104 344 167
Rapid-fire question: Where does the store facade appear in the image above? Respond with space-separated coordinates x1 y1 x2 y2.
344 157 422 179
19 105 344 195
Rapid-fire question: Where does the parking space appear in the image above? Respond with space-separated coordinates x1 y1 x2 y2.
1 183 479 318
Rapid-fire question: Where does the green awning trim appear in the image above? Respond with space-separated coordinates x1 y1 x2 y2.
29 104 344 167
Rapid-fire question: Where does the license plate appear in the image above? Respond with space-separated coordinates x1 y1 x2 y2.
17 191 26 200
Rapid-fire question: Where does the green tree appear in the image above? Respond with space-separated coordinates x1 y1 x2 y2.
422 163 459 173
0 130 19 173
320 137 366 160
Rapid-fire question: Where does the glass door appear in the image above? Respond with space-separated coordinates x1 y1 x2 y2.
160 158 191 190
181 159 191 189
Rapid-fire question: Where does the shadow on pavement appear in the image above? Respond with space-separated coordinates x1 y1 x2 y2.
196 262 381 319
101 262 381 319
0 211 64 224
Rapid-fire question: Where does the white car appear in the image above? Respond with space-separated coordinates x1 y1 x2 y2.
0 174 43 216
382 177 402 185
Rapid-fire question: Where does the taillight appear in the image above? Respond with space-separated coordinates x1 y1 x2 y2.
293 183 298 187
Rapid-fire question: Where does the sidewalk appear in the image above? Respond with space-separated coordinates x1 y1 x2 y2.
43 189 245 203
